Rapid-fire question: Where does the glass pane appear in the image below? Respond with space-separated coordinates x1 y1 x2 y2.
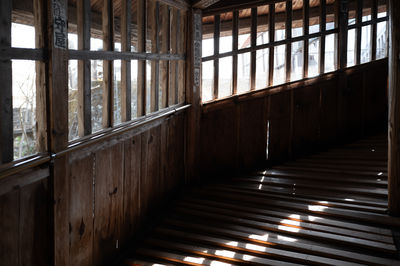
256 49 269 90
376 21 387 59
220 12 233 53
275 2 286 41
131 1 138 52
273 45 286 85
361 25 371 64
146 61 151 114
131 60 138 118
91 60 103 133
326 0 337 30
202 61 213 102
237 52 251 93
362 0 372 22
377 0 387 18
291 41 304 81
257 5 269 46
12 60 36 159
238 9 251 49
114 60 122 125
12 0 35 49
309 0 320 33
292 0 303 38
218 57 233 98
347 28 356 67
202 16 214 57
325 33 337 72
68 60 79 141
308 37 320 77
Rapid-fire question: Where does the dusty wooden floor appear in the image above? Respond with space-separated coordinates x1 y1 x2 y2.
121 134 400 265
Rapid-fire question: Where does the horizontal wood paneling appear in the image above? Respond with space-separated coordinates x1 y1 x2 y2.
200 59 388 176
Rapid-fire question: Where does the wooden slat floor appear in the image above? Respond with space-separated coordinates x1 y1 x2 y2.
121 134 400 265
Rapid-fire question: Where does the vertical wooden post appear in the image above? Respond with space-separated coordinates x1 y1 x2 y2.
77 0 92 135
169 8 178 105
185 8 202 184
268 3 275 86
303 0 309 78
102 0 114 127
121 0 132 122
339 0 349 69
213 15 220 99
232 11 239 95
388 0 400 216
149 0 159 112
320 0 327 74
34 0 48 153
356 0 363 65
286 0 292 83
175 10 181 103
137 0 146 116
250 7 257 90
160 4 169 109
0 0 13 163
371 0 378 60
47 1 70 266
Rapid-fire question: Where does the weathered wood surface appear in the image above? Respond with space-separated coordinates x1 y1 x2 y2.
121 134 400 266
201 59 388 175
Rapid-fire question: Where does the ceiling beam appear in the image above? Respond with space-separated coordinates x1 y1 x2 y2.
193 0 222 9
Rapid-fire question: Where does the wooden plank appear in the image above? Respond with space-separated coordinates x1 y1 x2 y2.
33 0 47 153
159 4 170 109
303 0 309 77
193 0 221 9
268 3 275 86
121 0 132 122
0 0 13 163
93 143 124 265
388 0 400 216
121 134 142 246
0 190 19 266
102 0 114 127
0 167 49 197
69 155 94 266
77 0 92 136
232 10 239 95
320 0 327 74
174 10 180 104
251 7 257 90
213 14 220 99
178 11 186 103
286 0 292 82
137 0 146 116
19 180 51 266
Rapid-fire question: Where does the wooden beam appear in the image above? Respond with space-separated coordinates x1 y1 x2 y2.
303 0 309 78
268 3 275 87
77 0 92 136
251 8 257 90
137 0 146 116
232 10 239 95
320 0 327 74
175 9 181 103
338 0 349 69
160 4 170 109
150 0 159 112
102 0 114 127
388 0 400 216
356 0 363 65
178 10 186 103
33 0 47 153
0 0 13 163
121 0 132 122
213 15 220 99
286 0 292 83
371 0 378 60
193 0 221 9
169 7 178 105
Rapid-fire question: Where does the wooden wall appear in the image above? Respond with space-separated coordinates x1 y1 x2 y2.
0 111 186 266
200 59 388 176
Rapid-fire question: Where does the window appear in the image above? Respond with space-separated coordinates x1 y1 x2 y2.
201 0 388 103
